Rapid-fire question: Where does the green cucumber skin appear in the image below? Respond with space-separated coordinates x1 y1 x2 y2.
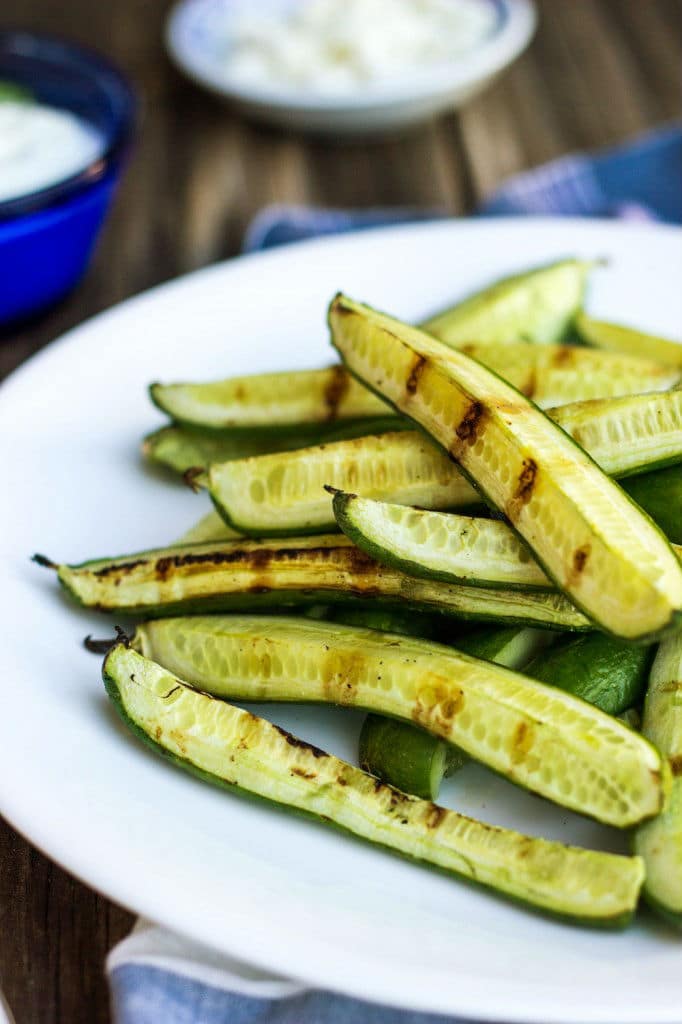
359 714 448 801
103 647 640 928
622 466 682 544
524 634 653 717
330 302 682 644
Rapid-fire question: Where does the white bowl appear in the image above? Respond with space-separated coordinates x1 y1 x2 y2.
166 0 537 135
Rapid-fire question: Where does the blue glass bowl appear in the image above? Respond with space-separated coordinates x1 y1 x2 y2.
0 31 137 328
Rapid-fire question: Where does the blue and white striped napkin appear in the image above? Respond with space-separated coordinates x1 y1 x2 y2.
107 123 682 1024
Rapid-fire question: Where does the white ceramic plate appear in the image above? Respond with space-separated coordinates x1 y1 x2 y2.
1 219 681 1024
165 0 536 134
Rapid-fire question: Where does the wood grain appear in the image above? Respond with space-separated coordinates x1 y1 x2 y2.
1 1 680 1020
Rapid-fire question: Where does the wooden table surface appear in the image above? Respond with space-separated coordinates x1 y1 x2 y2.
1 1 680 1020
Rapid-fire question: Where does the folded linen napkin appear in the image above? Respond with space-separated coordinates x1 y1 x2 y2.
107 123 682 1024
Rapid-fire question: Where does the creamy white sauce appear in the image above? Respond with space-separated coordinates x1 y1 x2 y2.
225 0 497 93
0 100 105 204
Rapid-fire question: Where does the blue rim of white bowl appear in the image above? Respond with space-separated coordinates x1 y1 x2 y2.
165 0 536 112
0 31 136 222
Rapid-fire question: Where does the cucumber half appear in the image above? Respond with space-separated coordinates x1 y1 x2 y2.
634 631 682 927
208 431 483 537
423 259 592 347
207 388 682 538
150 367 390 434
329 294 682 641
131 616 667 827
549 389 682 479
103 643 644 926
331 491 682 592
576 312 682 370
45 534 590 630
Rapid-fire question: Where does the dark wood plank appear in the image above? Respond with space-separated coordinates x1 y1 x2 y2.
1 3 680 1022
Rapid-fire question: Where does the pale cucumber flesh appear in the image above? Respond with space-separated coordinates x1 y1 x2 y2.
131 615 667 827
150 367 389 432
103 643 644 926
329 294 682 641
334 493 550 590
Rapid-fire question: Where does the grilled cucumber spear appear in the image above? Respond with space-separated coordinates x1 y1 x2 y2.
634 631 682 927
331 491 682 592
130 615 667 827
38 534 590 631
423 258 592 347
329 294 682 641
103 642 645 926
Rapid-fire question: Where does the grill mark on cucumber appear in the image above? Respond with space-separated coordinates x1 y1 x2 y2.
566 545 591 588
511 721 535 764
139 544 377 579
454 401 485 446
506 460 538 521
406 356 427 395
552 347 576 368
323 364 350 420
